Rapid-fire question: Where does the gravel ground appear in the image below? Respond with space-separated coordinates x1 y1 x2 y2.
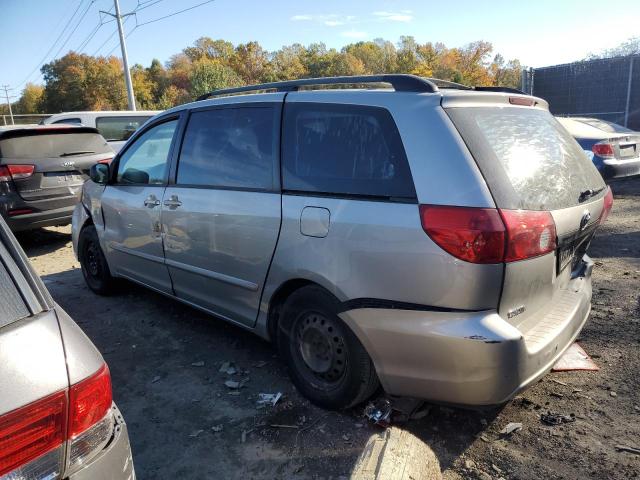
18 179 639 479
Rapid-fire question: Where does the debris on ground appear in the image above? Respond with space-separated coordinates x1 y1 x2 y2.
270 424 298 429
257 392 282 407
541 412 576 426
615 445 640 455
610 391 618 397
551 378 569 387
364 398 393 427
219 361 237 375
211 425 223 433
552 343 599 371
191 361 205 367
500 422 523 435
252 360 268 368
188 429 204 438
151 375 161 383
224 380 240 389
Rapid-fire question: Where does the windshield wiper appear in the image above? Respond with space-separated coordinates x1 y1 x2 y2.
578 186 605 203
60 151 95 157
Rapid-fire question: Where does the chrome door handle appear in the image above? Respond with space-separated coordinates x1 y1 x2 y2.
163 195 182 208
144 195 160 208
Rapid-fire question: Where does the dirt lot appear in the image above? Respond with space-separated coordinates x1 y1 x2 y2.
19 179 639 479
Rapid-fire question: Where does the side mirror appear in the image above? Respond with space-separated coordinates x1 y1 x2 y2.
89 163 110 185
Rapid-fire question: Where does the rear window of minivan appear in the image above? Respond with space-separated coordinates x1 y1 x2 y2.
446 107 605 211
0 130 112 159
96 116 153 141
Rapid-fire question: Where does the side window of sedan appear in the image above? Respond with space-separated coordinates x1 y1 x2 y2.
116 120 178 185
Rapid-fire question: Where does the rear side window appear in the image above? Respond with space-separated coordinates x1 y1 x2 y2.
282 103 416 200
96 116 153 141
177 107 277 190
116 120 178 185
447 107 605 211
0 132 111 159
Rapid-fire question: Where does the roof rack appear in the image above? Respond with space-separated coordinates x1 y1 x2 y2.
473 86 526 94
425 78 472 90
196 74 439 101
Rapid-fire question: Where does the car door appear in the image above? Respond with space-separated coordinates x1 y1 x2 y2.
161 101 282 327
100 116 180 293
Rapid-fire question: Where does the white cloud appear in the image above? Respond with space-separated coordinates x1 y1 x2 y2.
373 11 413 22
291 14 313 21
341 30 368 39
324 20 344 26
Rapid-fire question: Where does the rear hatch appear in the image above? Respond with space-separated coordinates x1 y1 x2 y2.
444 97 607 329
0 127 113 205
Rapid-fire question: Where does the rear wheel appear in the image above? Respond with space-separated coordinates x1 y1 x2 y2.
277 286 379 410
78 225 117 295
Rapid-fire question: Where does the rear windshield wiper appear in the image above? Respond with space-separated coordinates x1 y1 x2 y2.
578 187 605 203
60 151 95 157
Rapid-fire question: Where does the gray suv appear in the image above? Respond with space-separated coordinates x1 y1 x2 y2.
72 75 613 409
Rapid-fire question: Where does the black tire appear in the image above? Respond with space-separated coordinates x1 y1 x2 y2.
78 225 117 295
277 285 379 410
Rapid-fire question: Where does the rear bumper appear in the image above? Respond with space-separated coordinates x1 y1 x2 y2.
0 195 76 232
601 157 640 180
67 404 135 480
340 265 592 406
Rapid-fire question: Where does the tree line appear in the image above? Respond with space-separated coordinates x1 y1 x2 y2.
7 36 523 115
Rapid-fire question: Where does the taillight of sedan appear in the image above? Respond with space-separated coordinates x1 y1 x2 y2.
0 363 114 479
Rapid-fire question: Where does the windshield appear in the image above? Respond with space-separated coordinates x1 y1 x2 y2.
0 132 111 159
447 107 605 211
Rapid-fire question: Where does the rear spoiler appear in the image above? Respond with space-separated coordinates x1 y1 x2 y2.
0 126 100 141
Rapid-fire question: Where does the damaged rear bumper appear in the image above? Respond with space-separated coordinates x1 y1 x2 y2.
340 272 592 406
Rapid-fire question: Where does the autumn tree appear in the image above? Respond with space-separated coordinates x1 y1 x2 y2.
15 83 44 113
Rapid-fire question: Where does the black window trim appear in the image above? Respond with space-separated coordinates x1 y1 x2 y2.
281 101 418 203
109 112 184 187
53 117 82 125
168 102 282 193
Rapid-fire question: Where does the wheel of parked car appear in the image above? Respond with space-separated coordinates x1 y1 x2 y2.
277 285 379 409
78 225 117 295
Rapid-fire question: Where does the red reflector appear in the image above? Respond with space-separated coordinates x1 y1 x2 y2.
0 391 66 477
500 210 557 262
420 205 506 263
599 187 614 224
69 364 112 438
0 166 10 182
592 142 614 157
8 209 33 217
509 96 535 106
97 158 113 165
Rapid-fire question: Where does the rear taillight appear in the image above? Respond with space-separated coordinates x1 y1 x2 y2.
419 205 506 263
420 205 557 264
0 364 114 479
599 187 614 224
0 165 35 182
500 210 556 262
0 391 66 477
592 142 614 157
97 157 113 165
69 364 112 438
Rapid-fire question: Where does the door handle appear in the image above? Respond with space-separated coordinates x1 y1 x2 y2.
163 195 182 209
144 195 160 208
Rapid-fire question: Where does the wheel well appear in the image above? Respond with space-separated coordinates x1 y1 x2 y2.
267 279 315 341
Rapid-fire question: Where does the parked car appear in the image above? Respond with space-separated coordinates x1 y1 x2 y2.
556 116 640 180
42 111 160 152
0 215 135 479
0 125 113 231
73 75 613 410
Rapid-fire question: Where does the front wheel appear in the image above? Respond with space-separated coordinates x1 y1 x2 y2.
78 225 117 295
277 286 379 410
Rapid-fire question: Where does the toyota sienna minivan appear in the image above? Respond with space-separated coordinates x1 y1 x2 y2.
72 75 613 410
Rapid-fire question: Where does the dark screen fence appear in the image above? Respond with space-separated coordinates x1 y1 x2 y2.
531 55 639 131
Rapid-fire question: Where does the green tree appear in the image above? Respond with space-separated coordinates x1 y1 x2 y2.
189 60 243 98
15 83 44 113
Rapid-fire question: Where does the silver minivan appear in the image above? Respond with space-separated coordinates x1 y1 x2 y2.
72 75 613 410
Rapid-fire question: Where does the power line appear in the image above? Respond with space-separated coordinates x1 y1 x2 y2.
135 0 164 12
76 4 116 53
136 0 216 27
14 0 87 88
50 0 98 61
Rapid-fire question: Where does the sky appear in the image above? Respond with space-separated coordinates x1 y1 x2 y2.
1 0 639 97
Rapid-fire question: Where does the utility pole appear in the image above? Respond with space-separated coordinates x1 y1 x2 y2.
101 0 136 110
2 85 14 125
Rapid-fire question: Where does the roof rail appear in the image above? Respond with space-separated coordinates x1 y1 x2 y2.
473 86 526 94
425 78 472 90
196 74 439 101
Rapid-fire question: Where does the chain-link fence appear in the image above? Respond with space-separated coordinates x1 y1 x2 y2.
527 55 639 130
